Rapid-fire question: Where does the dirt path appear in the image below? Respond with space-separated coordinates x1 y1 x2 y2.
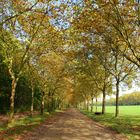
21 108 127 140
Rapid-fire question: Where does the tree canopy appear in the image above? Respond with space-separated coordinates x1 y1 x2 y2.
0 0 140 119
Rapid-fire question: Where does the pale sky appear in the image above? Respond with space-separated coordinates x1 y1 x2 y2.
106 86 140 100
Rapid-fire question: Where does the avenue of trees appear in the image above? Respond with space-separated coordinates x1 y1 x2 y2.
0 0 140 120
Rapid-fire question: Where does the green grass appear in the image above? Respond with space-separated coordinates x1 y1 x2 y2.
96 105 140 116
0 112 55 140
81 105 140 140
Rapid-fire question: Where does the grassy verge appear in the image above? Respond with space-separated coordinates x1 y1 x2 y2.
0 111 56 140
81 110 140 140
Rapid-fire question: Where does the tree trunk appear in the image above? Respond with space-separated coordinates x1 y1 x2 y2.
51 97 55 112
41 92 45 115
91 97 94 112
96 98 98 112
86 100 89 111
102 89 106 114
31 86 34 117
84 100 86 110
53 99 56 110
10 78 18 120
79 102 82 109
115 81 119 117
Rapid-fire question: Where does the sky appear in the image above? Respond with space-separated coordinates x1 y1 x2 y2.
106 85 140 100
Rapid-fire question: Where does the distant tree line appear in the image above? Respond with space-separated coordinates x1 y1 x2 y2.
106 92 140 106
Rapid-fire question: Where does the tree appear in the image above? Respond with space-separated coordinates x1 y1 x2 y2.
100 0 140 68
0 0 53 119
24 63 40 116
102 47 136 117
71 1 137 116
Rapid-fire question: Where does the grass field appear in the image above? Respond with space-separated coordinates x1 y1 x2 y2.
81 105 140 140
96 105 140 116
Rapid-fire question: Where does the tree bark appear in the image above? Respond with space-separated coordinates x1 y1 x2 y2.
41 92 45 115
91 97 94 113
102 88 106 114
84 100 86 110
115 81 119 117
86 100 89 111
10 78 18 120
96 98 98 112
79 102 82 110
51 97 54 112
31 86 34 117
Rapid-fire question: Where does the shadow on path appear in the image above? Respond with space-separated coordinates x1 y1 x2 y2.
22 108 127 140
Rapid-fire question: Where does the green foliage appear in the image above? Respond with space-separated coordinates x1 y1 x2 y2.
0 56 11 113
0 0 140 131
0 66 42 114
